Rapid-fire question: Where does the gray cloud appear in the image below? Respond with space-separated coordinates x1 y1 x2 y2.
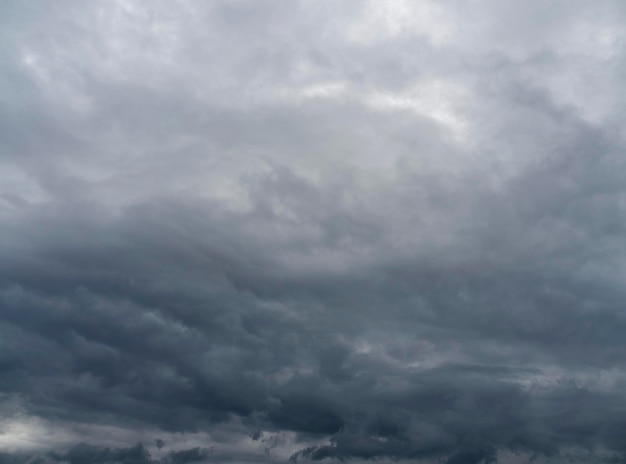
2 1 626 463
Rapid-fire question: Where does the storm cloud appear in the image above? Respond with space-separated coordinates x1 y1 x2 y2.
2 1 626 463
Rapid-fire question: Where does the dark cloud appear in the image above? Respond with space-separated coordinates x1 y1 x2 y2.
2 1 626 463
0 443 214 464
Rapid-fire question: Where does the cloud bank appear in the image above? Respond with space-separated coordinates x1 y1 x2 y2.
2 1 626 463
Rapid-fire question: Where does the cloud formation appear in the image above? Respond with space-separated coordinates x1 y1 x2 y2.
2 1 626 463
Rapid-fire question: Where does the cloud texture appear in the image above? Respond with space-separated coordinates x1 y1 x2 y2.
2 1 626 463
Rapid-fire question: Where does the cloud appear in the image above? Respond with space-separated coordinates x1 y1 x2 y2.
2 0 626 463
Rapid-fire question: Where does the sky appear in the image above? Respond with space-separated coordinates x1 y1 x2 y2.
1 1 626 463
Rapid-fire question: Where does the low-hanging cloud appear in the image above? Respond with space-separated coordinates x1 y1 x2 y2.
2 1 626 463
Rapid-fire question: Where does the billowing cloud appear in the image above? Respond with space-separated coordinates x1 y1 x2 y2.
2 1 626 463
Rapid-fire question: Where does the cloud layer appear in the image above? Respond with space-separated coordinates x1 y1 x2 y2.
2 1 626 463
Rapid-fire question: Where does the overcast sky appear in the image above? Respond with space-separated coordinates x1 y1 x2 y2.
2 1 626 464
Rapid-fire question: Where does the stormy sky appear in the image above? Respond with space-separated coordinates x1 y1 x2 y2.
2 1 626 463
